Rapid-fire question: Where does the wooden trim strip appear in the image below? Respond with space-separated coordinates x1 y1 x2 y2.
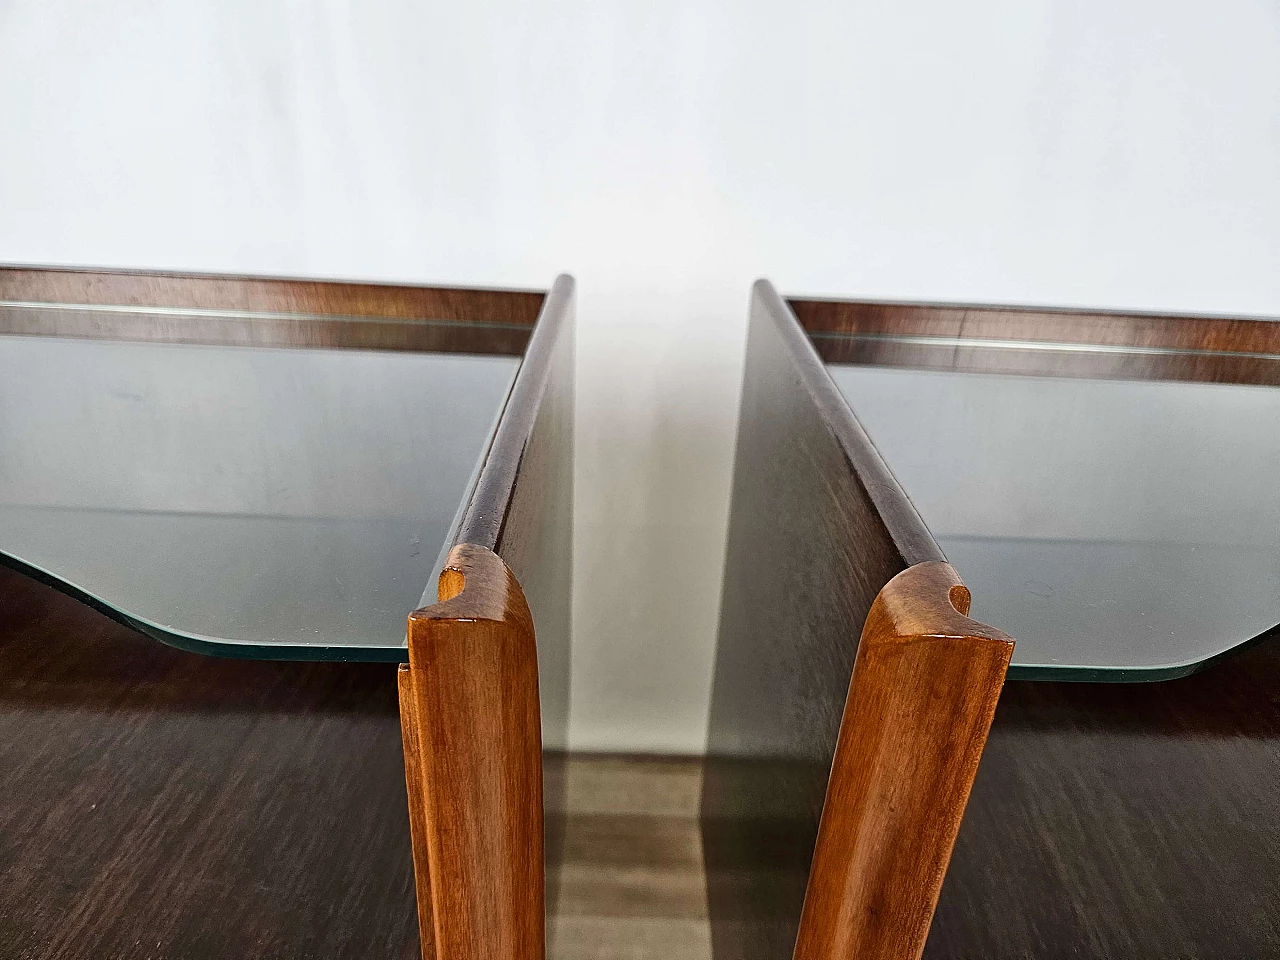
753 280 943 566
0 264 544 324
790 295 1280 384
789 296 1280 353
456 274 575 551
794 561 1014 960
806 332 1280 385
0 265 542 354
399 544 544 960
0 301 532 355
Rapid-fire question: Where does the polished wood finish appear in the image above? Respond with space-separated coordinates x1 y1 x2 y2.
796 561 1012 960
395 275 576 960
483 277 576 909
702 281 1010 960
456 275 575 552
791 296 1280 384
791 296 1280 353
926 626 1280 958
0 264 540 354
0 264 543 322
400 545 544 960
473 275 575 757
0 564 418 959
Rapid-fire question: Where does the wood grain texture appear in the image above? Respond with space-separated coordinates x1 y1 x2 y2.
415 273 575 934
790 296 1280 352
0 564 418 959
399 666 439 960
925 625 1280 958
489 274 574 753
0 264 541 354
482 276 575 912
791 296 1280 385
400 544 545 960
456 275 575 552
702 278 919 960
0 264 544 321
703 282 1005 960
795 561 1012 960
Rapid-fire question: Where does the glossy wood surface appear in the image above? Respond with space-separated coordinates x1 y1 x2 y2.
400 545 544 960
791 296 1280 385
796 562 1012 960
926 626 1280 957
702 282 1008 960
0 564 418 959
0 265 543 322
467 274 574 757
0 265 539 354
484 277 575 908
396 275 575 960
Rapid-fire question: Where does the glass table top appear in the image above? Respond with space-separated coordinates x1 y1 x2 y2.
0 331 520 660
828 363 1280 680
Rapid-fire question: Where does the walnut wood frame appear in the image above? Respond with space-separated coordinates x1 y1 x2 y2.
0 265 575 960
702 280 1013 960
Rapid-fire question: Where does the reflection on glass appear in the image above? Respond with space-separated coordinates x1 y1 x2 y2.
0 332 520 659
828 364 1280 679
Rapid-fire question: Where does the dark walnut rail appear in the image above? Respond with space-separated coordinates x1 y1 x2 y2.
702 281 1013 960
0 264 542 355
792 295 1280 385
0 266 575 960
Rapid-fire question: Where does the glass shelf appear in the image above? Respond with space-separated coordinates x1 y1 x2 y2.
0 321 520 660
827 360 1280 680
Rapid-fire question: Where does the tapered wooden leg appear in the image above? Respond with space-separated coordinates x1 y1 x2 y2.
398 544 544 960
794 562 1013 960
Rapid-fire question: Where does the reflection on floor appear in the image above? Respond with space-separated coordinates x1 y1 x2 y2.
549 755 711 960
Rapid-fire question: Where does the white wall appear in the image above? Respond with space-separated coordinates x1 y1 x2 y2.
2 0 1278 753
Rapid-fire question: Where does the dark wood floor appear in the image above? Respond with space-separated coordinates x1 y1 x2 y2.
927 629 1280 959
0 565 420 960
